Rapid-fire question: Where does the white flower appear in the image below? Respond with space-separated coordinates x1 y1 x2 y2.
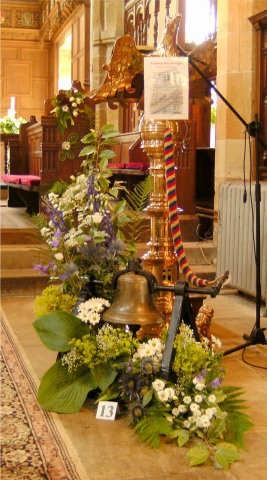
211 334 222 348
178 404 187 413
195 382 205 391
208 394 216 404
164 387 177 401
87 311 101 325
183 396 192 405
198 415 211 429
189 402 200 413
72 109 79 117
62 141 71 151
183 420 191 429
69 96 75 102
194 394 203 403
205 408 215 419
157 390 170 402
76 97 82 104
91 212 103 224
152 379 165 392
41 227 51 236
55 252 63 261
71 102 77 108
62 105 69 112
172 407 180 417
82 298 110 312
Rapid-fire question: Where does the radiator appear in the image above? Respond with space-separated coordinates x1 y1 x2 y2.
217 181 267 300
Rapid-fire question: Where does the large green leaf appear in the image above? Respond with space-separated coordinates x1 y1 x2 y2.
33 311 89 352
38 360 97 413
92 364 118 391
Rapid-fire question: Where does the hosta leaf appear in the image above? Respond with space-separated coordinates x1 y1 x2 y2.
92 364 118 391
33 311 89 352
186 444 210 466
38 361 96 413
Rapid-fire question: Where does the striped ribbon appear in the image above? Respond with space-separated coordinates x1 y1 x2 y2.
164 127 208 287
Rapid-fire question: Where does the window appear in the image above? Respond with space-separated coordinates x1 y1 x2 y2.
58 32 72 90
185 0 216 44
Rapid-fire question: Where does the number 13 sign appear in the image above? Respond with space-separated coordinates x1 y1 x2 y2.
96 401 119 421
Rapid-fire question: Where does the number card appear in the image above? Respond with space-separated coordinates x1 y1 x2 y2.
96 401 119 421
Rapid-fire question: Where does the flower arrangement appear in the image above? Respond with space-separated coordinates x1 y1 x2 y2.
50 87 87 135
33 123 134 299
34 304 253 471
33 95 252 471
0 115 27 134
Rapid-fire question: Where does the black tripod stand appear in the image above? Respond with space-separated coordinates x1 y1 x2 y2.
176 43 267 356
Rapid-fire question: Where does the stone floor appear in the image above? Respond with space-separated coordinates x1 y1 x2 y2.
1 203 267 479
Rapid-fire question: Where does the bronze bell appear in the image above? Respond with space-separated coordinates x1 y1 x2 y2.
102 271 164 331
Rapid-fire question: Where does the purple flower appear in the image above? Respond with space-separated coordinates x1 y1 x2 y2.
33 262 54 275
210 377 222 388
60 261 78 281
51 238 60 248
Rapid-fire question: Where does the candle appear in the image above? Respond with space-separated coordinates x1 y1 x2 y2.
8 109 15 119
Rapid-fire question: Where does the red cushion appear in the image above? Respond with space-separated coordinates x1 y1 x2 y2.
1 174 41 186
125 163 149 171
20 175 41 186
108 163 125 169
1 174 22 184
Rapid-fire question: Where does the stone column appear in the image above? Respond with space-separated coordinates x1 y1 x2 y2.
215 0 266 238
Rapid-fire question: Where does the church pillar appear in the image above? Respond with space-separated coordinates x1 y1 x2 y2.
214 0 266 237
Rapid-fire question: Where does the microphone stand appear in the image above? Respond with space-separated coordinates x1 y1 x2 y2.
176 43 267 355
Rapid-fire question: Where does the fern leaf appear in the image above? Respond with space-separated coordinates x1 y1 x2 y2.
125 175 152 212
221 386 254 448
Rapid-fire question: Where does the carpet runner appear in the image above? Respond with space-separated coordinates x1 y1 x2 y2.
0 311 88 479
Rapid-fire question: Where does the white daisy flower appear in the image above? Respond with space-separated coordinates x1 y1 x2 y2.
152 379 165 392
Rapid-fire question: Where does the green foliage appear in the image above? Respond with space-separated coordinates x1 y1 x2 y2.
124 175 152 246
37 360 97 413
214 442 240 470
220 386 254 448
186 444 210 467
134 412 173 448
33 311 89 352
0 115 27 134
172 323 223 379
34 285 77 317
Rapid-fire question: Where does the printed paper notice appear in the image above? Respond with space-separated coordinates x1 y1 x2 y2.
144 56 189 120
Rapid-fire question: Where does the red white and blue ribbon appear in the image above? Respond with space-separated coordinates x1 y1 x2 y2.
164 127 209 287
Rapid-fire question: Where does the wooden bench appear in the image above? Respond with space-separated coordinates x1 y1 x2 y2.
107 131 149 196
1 102 94 214
1 173 41 214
